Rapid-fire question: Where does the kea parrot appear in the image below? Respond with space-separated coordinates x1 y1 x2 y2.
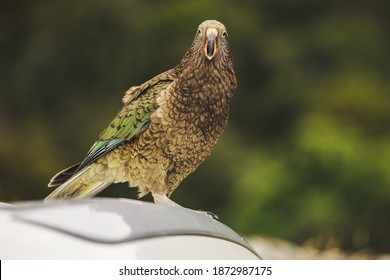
45 20 237 216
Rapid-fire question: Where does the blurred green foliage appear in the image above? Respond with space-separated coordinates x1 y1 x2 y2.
1 0 389 253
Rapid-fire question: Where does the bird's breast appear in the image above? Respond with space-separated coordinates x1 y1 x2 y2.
151 84 229 158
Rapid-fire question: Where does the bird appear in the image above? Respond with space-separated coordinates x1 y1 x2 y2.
45 20 237 213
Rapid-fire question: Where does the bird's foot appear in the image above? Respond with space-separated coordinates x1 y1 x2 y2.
152 193 181 207
152 193 218 220
196 210 219 220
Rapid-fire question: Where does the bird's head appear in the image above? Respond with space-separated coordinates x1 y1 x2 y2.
175 20 237 96
180 20 232 66
194 20 229 62
176 20 236 88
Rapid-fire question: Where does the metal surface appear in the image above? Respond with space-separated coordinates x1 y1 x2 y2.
0 198 260 259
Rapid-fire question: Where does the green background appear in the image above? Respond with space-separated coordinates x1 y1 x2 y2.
1 0 389 253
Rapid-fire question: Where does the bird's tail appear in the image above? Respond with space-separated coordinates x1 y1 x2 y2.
45 166 112 201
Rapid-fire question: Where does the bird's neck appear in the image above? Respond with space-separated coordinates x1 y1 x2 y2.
176 61 235 100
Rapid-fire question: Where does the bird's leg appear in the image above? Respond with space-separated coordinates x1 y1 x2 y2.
152 193 218 220
152 192 181 207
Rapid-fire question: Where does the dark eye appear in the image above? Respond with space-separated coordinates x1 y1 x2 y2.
197 29 202 36
221 31 228 38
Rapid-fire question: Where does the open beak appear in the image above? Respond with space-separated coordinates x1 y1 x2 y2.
204 28 218 60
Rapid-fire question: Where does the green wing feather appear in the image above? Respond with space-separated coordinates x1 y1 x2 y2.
48 70 176 188
76 74 174 172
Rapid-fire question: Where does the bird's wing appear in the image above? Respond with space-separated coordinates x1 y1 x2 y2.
48 70 175 188
76 72 175 172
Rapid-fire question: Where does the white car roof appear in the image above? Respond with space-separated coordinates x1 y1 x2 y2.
0 198 260 259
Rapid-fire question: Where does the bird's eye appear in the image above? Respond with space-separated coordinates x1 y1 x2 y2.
222 31 228 38
197 29 202 36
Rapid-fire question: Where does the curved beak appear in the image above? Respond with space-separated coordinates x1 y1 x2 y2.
204 28 218 60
